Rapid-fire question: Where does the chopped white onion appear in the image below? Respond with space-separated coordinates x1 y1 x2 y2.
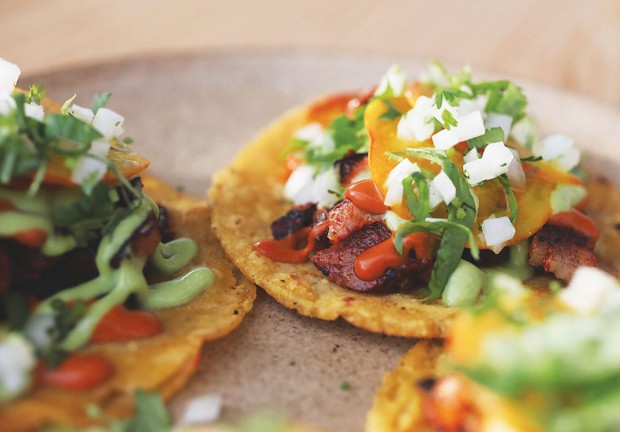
397 96 435 142
506 149 526 191
0 91 16 115
375 63 407 97
284 165 315 201
71 155 108 185
68 104 95 124
0 333 35 398
481 216 515 248
89 139 111 158
24 314 56 349
559 266 620 315
294 122 335 153
310 168 341 208
385 211 408 231
283 164 340 208
428 183 443 208
536 134 580 171
463 142 514 185
24 102 44 122
294 123 324 142
456 95 487 116
383 159 419 206
456 111 486 141
538 134 573 160
92 108 124 139
178 394 222 425
463 148 479 163
555 147 580 171
0 58 20 92
430 170 456 205
432 111 485 150
432 128 460 150
486 112 513 138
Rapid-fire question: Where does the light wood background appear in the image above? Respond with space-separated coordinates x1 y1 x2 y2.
2 0 619 107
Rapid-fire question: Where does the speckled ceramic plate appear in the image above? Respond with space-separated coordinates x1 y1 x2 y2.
26 51 620 432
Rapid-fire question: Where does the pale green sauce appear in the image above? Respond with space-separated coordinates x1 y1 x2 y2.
150 238 199 275
32 200 215 351
442 241 534 306
486 241 535 281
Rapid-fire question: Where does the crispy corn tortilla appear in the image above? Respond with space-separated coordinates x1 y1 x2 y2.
0 174 256 431
366 341 443 432
209 95 620 338
209 102 458 338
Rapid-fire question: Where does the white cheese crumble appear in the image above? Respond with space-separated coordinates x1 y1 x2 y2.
463 142 514 185
383 159 420 206
375 63 407 97
0 58 20 93
481 216 515 249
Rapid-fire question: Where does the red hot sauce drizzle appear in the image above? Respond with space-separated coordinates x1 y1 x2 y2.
354 232 435 281
345 179 388 214
253 220 330 264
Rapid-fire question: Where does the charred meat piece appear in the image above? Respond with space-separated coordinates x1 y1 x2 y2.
529 224 598 282
334 152 368 185
311 223 429 292
327 198 383 243
157 204 174 243
271 203 318 240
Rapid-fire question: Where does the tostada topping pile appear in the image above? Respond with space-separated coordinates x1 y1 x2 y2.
0 58 215 402
255 62 598 304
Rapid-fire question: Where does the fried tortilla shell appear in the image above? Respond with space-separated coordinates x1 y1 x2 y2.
209 93 620 339
209 102 457 338
366 340 443 432
0 174 256 431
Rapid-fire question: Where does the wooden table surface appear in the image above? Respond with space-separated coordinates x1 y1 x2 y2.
2 0 619 107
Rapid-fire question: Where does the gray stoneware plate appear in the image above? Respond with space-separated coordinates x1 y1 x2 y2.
26 51 620 432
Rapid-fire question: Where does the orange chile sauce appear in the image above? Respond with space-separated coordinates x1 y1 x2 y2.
40 306 163 391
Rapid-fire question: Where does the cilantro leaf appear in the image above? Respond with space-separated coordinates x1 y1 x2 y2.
441 109 458 130
26 84 46 104
467 127 505 149
402 171 431 222
497 174 518 222
45 114 102 157
92 92 112 114
395 149 477 301
115 389 171 432
293 105 369 170
481 82 527 122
